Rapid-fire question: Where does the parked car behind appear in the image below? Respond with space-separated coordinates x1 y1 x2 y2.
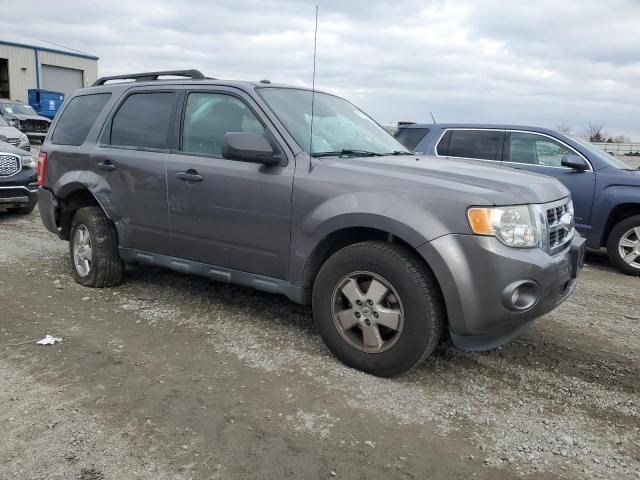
37 70 585 376
0 115 30 151
0 139 38 214
0 99 51 143
395 124 640 276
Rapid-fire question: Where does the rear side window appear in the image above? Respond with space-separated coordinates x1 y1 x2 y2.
394 128 429 151
110 92 175 149
437 130 503 161
51 93 111 146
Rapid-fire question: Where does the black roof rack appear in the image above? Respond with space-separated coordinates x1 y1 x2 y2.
92 69 207 86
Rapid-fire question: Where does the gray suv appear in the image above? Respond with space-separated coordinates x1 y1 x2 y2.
37 70 586 376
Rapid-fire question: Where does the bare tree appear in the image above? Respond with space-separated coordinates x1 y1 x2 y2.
578 123 608 143
556 124 573 135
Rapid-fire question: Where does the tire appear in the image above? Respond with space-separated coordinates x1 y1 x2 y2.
606 215 640 276
312 241 445 377
69 206 125 287
10 202 36 215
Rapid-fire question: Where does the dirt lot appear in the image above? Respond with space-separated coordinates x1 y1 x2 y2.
1 203 639 479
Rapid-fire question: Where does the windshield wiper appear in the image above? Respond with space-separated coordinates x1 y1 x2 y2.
384 150 412 155
312 149 385 158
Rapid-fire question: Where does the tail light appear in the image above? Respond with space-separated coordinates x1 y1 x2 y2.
37 152 48 187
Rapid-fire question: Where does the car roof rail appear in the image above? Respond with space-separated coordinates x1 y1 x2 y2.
92 69 208 86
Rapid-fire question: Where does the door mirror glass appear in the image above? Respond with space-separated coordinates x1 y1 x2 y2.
222 132 278 165
561 154 589 171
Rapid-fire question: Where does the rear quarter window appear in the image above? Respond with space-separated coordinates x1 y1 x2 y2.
51 93 111 146
394 128 429 151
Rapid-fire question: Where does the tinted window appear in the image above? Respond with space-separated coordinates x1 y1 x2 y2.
52 93 111 146
394 128 429 151
181 93 266 156
111 92 175 149
437 130 502 161
508 132 575 167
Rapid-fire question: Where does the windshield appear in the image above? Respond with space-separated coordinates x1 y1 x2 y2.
568 135 633 169
258 87 409 156
3 103 37 115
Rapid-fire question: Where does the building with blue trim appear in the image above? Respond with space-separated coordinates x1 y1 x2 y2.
0 34 99 102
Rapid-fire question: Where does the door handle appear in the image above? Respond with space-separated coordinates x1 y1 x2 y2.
176 170 203 182
97 160 116 171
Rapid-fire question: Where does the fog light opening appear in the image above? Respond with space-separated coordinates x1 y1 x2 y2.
502 280 540 312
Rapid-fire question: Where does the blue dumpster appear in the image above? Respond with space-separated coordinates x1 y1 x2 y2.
28 89 65 119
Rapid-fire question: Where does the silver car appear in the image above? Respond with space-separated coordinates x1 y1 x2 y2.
0 115 30 151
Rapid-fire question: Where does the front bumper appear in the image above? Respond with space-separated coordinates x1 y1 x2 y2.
25 132 47 140
0 168 38 209
418 233 586 351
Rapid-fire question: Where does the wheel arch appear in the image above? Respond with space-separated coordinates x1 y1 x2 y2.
57 186 109 241
601 202 640 247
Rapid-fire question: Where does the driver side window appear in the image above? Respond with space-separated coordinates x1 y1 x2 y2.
181 93 266 157
509 132 575 167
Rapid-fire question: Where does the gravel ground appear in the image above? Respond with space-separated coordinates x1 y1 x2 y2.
1 183 639 478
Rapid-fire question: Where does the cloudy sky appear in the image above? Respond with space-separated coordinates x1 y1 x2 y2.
3 0 639 139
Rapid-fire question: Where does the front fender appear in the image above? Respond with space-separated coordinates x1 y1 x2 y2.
589 185 640 247
289 192 457 286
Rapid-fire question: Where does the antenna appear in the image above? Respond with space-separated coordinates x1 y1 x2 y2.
430 111 437 125
309 4 319 171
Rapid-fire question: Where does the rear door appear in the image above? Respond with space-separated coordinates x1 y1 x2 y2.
166 87 294 279
94 89 178 254
502 131 596 232
435 129 505 165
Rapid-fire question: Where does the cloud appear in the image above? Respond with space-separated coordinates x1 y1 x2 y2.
1 0 639 138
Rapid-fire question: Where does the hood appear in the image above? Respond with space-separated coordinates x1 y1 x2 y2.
7 113 51 123
597 165 640 186
0 125 24 140
0 139 29 156
328 154 570 206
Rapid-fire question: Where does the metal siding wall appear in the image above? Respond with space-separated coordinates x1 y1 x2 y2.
0 44 98 102
0 44 37 102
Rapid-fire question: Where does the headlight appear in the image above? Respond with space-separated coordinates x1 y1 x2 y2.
18 133 29 148
8 118 19 127
21 155 36 169
467 205 540 248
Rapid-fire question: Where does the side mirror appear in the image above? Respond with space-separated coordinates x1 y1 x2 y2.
222 132 279 165
561 154 589 171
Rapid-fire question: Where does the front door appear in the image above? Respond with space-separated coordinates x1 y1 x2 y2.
166 89 294 279
502 131 596 233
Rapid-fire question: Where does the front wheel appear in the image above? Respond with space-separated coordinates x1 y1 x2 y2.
312 241 445 377
69 207 125 287
606 215 640 276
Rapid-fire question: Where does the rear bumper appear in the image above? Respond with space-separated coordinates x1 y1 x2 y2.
418 233 586 351
38 187 61 236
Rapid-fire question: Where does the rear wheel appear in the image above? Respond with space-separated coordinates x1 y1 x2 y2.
312 241 445 377
69 207 125 287
607 215 640 276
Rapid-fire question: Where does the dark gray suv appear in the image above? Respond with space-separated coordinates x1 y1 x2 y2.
37 70 586 376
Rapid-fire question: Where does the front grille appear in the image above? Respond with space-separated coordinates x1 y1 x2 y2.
0 137 20 146
545 199 574 255
24 120 49 133
0 154 20 176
